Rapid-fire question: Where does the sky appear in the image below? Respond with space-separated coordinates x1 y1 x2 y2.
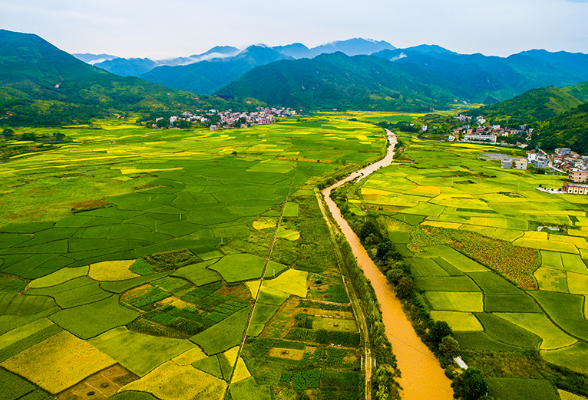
1 0 587 59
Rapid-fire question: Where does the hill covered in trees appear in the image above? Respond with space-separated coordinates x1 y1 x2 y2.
466 85 587 126
0 30 261 126
217 52 467 112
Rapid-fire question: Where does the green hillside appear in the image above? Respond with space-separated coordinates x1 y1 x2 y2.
140 45 290 95
467 85 584 126
562 81 588 103
537 101 588 152
374 49 588 104
0 30 260 126
217 52 465 112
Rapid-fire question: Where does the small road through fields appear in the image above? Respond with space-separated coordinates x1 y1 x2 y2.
224 163 299 397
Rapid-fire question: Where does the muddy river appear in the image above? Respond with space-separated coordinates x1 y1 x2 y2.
322 131 453 400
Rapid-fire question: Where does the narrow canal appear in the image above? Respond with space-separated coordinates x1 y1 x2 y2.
322 131 454 400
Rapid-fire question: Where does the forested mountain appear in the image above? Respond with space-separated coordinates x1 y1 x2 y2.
140 45 291 95
89 39 394 79
0 30 260 126
373 48 588 103
537 102 588 153
217 52 465 112
97 39 396 94
466 85 584 126
519 49 588 76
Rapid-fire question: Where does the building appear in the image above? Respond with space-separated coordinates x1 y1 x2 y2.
527 151 537 162
501 159 513 169
555 148 572 155
563 182 588 195
569 168 588 182
514 159 528 170
463 133 497 143
533 158 549 169
209 125 218 131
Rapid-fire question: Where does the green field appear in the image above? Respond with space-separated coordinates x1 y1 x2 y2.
0 117 385 399
335 135 588 397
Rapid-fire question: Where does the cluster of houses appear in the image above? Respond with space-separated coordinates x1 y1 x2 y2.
549 148 588 182
448 115 533 146
500 150 551 171
153 107 296 130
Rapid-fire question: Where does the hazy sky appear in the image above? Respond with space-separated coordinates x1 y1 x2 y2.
1 0 587 59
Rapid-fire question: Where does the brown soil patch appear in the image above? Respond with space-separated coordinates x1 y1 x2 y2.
216 284 252 301
120 284 152 302
57 364 138 400
268 347 306 360
68 199 107 210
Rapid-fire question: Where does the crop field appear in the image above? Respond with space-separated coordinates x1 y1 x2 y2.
0 117 384 399
341 136 588 397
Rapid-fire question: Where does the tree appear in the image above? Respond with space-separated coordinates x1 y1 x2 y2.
53 132 66 141
395 277 414 299
377 240 394 259
156 119 168 129
20 132 36 141
175 119 191 129
439 336 460 357
430 321 453 344
2 128 14 139
359 220 379 242
374 365 395 400
452 367 488 400
386 268 404 285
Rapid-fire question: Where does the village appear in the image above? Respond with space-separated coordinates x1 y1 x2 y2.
152 106 297 130
441 114 588 195
442 115 533 145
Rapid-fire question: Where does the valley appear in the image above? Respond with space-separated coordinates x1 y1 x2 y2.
1 24 588 400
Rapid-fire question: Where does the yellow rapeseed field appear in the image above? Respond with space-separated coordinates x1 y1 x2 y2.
120 361 226 400
1 331 116 394
89 260 139 281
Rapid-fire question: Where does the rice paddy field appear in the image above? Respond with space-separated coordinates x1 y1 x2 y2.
0 117 383 400
343 136 588 399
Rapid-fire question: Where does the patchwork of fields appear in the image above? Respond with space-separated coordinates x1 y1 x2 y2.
0 118 385 400
350 137 588 399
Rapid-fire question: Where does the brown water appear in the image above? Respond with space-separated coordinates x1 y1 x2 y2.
323 131 453 400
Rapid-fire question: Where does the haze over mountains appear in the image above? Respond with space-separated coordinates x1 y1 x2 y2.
76 39 395 77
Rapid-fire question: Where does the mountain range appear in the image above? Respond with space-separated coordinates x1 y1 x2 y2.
217 52 464 112
2 28 588 137
77 38 395 77
139 46 291 95
466 83 588 125
74 39 588 107
0 30 260 126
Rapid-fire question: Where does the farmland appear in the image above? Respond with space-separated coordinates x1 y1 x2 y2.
0 117 385 399
334 136 588 398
